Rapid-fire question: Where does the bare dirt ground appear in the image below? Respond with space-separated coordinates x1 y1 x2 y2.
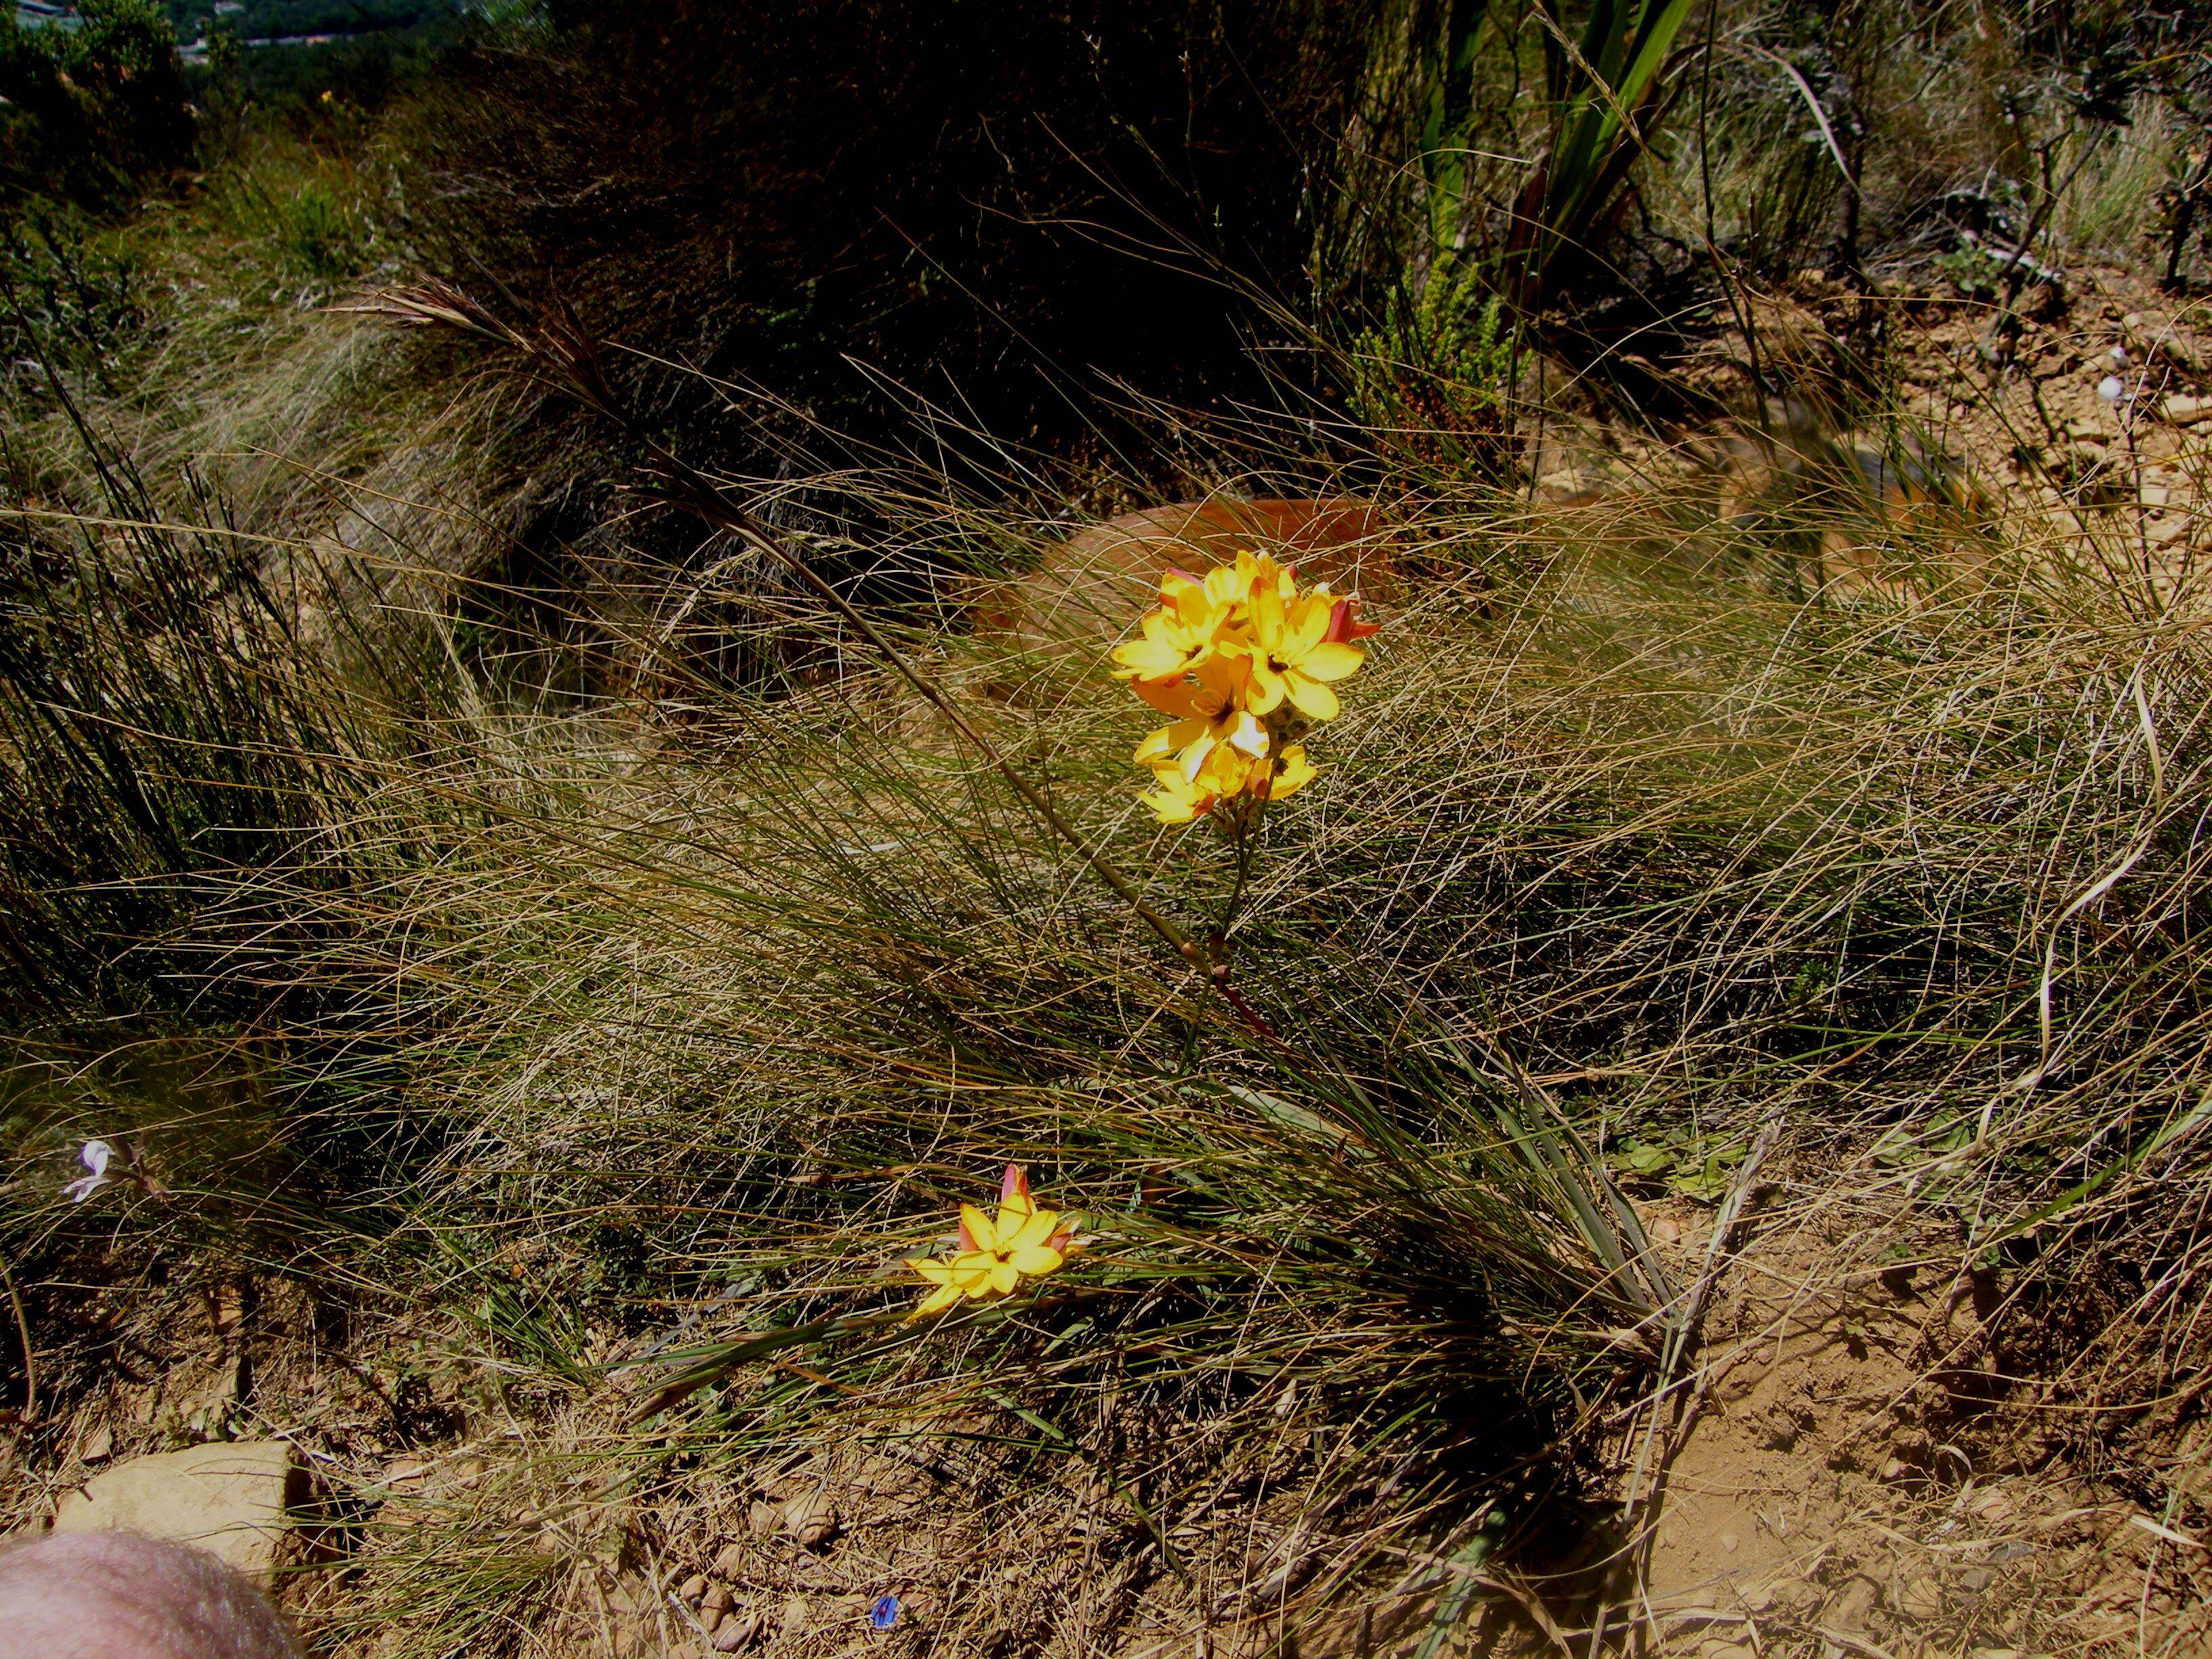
1629 1180 2211 1659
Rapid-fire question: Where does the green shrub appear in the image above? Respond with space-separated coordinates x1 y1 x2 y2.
0 0 194 207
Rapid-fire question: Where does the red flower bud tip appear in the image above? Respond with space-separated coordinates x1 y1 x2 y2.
1324 595 1382 644
1000 1164 1030 1204
958 1215 980 1252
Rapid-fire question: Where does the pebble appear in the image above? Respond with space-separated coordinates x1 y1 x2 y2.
2163 394 2211 426
1896 1576 1944 1620
783 1490 837 1548
53 1441 298 1583
720 1607 766 1650
712 1540 747 1578
702 1582 733 1615
680 1572 708 1603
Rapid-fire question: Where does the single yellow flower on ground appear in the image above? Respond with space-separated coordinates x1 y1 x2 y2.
907 1165 1077 1317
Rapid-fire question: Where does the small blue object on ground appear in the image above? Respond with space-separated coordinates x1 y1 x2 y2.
869 1594 900 1631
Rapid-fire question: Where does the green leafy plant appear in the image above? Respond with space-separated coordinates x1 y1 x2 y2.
0 0 193 205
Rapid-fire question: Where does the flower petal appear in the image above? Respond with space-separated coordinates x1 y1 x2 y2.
1244 661 1287 716
1134 718 1206 766
1250 581 1286 646
1132 674 1200 716
909 1256 962 1285
1008 1243 1064 1277
1287 591 1332 654
960 1202 999 1254
913 1282 964 1317
1008 1204 1059 1250
989 1258 1021 1295
1296 641 1364 682
1285 672 1340 721
1141 783 1202 824
1226 710 1270 758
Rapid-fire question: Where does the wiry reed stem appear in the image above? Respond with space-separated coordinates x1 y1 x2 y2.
344 283 1204 968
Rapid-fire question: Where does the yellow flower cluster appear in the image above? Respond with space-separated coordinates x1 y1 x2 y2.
1109 552 1378 824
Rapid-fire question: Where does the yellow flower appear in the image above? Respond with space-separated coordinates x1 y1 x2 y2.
1139 732 1268 823
908 1254 991 1317
1238 583 1366 721
1109 576 1230 684
1162 550 1292 626
1132 655 1269 779
1262 744 1317 800
907 1165 1076 1317
1138 763 1216 825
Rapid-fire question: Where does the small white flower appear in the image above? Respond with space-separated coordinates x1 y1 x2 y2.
2098 375 2125 403
2110 345 2129 368
62 1140 113 1204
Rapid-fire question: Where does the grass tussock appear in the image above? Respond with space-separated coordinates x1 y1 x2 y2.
5 3 2212 1654
8 365 2212 1647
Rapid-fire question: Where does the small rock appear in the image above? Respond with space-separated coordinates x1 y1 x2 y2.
680 1572 708 1604
700 1605 725 1636
712 1610 759 1652
2163 394 2211 426
745 1500 779 1539
381 1455 430 1492
1828 1576 1879 1633
779 1593 809 1635
782 1489 836 1549
1957 1567 1996 1593
79 1421 114 1465
1717 1531 1739 1554
53 1441 300 1583
1967 1486 2013 1525
1895 1576 1943 1621
702 1582 733 1615
1699 1643 1755 1659
711 1540 747 1578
